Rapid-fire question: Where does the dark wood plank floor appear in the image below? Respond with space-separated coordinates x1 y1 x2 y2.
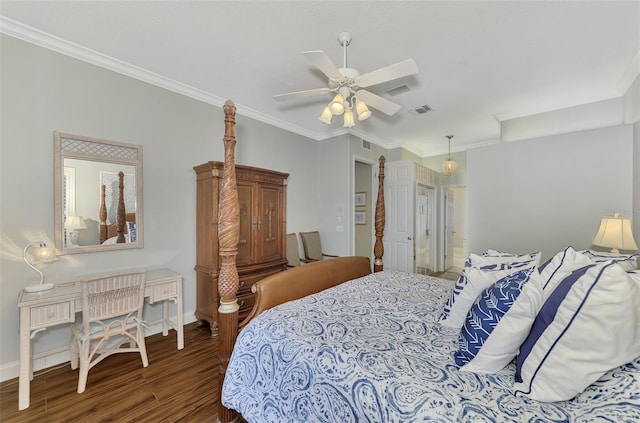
0 322 220 422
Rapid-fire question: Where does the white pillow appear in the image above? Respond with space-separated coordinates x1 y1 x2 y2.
470 252 542 268
538 246 594 297
455 267 543 373
578 249 638 271
514 261 640 402
439 264 535 329
629 270 640 284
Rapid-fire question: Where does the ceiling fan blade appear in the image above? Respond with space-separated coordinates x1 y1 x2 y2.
273 87 332 101
303 51 343 81
355 90 402 116
355 59 418 88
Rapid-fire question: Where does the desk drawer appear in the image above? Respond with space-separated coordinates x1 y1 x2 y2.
146 280 178 303
30 302 74 329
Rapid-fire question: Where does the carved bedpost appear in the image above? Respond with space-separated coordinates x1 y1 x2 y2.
217 100 240 423
116 171 126 243
99 184 107 244
374 156 385 272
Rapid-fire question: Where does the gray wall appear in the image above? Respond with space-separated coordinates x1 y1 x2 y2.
0 35 336 376
467 124 634 261
2 32 638 381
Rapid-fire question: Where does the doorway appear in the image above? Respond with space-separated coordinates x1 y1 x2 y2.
444 187 466 272
415 185 436 275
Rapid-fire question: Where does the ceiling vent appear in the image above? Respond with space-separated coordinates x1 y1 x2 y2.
408 104 432 116
386 85 410 97
362 139 371 150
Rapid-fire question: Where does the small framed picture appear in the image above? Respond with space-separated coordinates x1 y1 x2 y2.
355 192 366 207
355 211 366 225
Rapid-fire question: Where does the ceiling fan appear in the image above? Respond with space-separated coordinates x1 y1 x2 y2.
274 31 418 125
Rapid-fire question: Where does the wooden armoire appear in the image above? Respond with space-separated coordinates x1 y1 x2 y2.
194 161 289 337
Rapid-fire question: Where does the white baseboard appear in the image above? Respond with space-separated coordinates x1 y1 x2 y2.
0 311 197 383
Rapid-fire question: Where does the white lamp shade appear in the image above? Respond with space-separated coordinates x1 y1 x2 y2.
329 94 345 115
318 106 333 124
442 159 458 176
343 109 355 128
592 213 638 251
356 101 372 121
65 215 87 230
592 214 638 252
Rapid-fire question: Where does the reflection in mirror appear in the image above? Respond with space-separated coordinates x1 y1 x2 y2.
54 132 143 254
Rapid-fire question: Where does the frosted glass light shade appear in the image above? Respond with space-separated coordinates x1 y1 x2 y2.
442 159 458 176
356 101 372 121
318 106 333 124
329 94 345 115
23 242 57 293
343 110 355 128
592 213 638 253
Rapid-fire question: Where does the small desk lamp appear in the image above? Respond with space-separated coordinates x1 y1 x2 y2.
591 212 639 253
23 242 57 293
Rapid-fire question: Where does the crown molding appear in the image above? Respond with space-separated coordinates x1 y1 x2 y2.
617 49 640 95
0 16 329 141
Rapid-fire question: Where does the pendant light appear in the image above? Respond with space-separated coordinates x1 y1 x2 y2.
442 135 457 176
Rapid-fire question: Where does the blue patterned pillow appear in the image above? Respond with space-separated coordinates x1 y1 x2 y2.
455 267 542 372
440 265 534 328
126 221 137 243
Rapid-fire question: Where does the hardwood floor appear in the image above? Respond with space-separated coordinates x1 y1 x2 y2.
0 322 220 422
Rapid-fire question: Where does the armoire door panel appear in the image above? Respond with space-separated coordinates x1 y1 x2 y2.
236 183 254 265
258 185 281 261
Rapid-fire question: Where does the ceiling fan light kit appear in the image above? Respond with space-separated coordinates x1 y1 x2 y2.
275 31 419 129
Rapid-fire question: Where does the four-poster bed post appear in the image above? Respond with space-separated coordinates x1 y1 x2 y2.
374 156 385 272
215 100 386 422
217 100 241 423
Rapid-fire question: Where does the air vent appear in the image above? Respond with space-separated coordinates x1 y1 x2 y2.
408 104 432 115
362 140 371 150
386 85 410 97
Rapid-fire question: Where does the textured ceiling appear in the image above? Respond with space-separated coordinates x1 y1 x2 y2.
2 1 638 157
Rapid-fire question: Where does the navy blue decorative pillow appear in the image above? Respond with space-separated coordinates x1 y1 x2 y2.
127 221 137 243
455 267 542 373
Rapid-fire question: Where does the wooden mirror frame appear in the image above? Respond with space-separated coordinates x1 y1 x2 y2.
54 132 144 255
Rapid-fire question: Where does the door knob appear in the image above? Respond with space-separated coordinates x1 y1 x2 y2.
407 236 413 240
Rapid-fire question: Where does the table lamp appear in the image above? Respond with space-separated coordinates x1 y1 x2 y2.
65 215 87 247
23 242 58 293
591 212 638 253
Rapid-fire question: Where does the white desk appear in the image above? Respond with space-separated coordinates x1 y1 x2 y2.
17 268 183 410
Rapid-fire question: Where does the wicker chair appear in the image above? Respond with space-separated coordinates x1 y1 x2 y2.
299 231 339 262
70 270 148 393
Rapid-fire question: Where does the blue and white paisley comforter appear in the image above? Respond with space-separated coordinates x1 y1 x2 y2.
222 271 640 422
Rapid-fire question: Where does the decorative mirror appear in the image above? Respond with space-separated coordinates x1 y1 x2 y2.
54 132 143 254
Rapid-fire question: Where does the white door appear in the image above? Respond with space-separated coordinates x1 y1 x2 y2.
384 160 414 272
445 189 455 271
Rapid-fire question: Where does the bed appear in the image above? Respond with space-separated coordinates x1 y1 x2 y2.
214 101 640 422
99 170 136 244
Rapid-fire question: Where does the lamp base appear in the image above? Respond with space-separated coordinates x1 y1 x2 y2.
24 282 55 293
